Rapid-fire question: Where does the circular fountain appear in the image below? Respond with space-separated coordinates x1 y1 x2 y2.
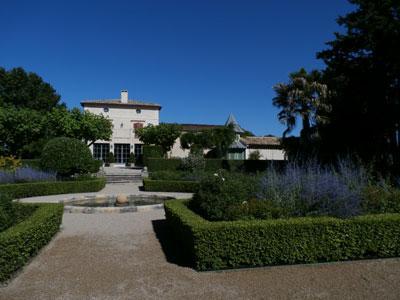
62 194 174 213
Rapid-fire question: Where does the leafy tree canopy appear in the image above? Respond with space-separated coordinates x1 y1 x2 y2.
273 68 330 139
181 125 236 158
316 0 400 169
0 106 45 155
0 67 63 111
46 108 113 146
136 123 182 156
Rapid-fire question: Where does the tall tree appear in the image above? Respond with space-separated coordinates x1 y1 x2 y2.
181 125 236 158
317 0 400 169
273 68 330 139
136 123 182 156
0 107 45 155
0 67 63 111
46 108 113 146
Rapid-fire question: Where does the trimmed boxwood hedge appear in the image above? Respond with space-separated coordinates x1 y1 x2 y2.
143 179 198 193
0 203 64 282
164 199 400 271
146 158 286 173
0 178 106 199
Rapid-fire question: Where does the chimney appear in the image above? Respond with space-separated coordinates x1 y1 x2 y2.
121 90 128 103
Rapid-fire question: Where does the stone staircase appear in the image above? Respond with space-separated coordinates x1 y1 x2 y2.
106 174 143 183
103 167 143 184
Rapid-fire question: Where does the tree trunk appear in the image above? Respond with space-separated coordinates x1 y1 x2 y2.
301 115 311 139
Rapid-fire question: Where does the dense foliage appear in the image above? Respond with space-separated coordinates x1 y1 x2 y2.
145 157 286 173
0 203 63 282
0 156 21 171
191 171 261 221
0 178 106 199
190 160 400 221
136 123 182 156
40 137 99 177
275 1 400 175
180 125 236 158
0 194 15 232
0 68 112 157
0 67 62 111
317 0 400 172
273 68 330 139
143 179 199 193
165 199 400 271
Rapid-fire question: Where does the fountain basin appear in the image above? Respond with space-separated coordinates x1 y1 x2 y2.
62 194 174 213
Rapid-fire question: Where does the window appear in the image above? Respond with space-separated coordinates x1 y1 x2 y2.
133 122 144 138
93 143 110 162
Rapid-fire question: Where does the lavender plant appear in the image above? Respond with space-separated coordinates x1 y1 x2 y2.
258 159 370 218
0 167 56 184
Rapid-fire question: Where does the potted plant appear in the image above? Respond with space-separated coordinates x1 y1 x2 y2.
105 152 115 167
126 152 135 167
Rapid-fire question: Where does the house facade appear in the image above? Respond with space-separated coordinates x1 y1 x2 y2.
82 91 284 163
81 90 161 164
168 114 286 160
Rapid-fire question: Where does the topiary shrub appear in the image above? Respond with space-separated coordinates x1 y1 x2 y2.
40 137 96 177
105 152 115 166
126 152 135 167
190 171 261 221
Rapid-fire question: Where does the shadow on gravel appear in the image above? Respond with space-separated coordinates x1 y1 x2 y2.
151 219 192 268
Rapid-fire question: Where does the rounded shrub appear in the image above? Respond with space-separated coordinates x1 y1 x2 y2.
40 137 97 177
190 171 260 221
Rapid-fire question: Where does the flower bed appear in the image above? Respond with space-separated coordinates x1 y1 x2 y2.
0 203 64 282
164 199 400 271
0 167 56 184
0 177 106 199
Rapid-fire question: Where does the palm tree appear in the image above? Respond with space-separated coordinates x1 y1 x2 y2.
273 68 330 139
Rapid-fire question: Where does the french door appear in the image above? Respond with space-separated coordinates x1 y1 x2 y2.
114 144 130 163
93 143 110 162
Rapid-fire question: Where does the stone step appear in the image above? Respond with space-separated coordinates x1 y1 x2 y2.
105 174 143 183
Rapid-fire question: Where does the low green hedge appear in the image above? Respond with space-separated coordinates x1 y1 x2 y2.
146 158 286 172
164 199 400 271
0 203 64 282
0 177 106 199
143 179 198 193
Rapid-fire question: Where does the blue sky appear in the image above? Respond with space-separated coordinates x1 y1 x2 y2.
0 0 353 136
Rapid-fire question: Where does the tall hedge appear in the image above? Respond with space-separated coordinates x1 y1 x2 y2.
146 158 286 172
143 179 198 193
0 178 106 199
164 199 400 271
0 203 63 282
142 145 164 166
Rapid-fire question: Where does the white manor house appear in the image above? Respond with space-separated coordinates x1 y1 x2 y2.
82 90 285 164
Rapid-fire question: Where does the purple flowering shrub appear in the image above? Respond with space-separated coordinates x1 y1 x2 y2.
0 167 56 184
258 159 370 218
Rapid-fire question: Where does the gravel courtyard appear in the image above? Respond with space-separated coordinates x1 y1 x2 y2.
1 209 400 300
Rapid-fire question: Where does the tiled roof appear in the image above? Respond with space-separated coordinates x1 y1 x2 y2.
241 136 281 146
81 99 161 108
168 123 224 132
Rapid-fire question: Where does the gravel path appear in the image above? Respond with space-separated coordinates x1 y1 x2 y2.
1 210 400 299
